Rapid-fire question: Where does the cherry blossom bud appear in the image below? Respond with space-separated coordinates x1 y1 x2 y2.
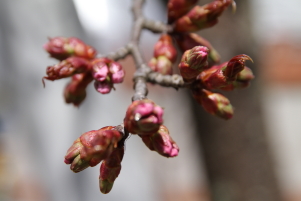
91 58 125 94
43 57 91 81
153 34 177 63
220 66 255 91
64 126 122 173
148 56 173 75
99 147 124 194
44 37 97 60
198 63 228 90
174 0 234 32
94 80 113 94
167 0 198 24
64 73 93 107
148 34 177 75
110 62 125 83
124 99 164 135
140 125 179 158
193 89 233 119
178 46 209 81
223 54 253 81
175 33 220 63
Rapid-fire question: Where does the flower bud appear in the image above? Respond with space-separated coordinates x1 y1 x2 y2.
44 37 97 60
94 80 113 94
193 89 233 119
99 147 124 194
198 63 228 89
175 33 220 64
140 125 179 158
148 56 173 75
124 99 164 135
64 126 122 172
64 73 93 106
148 34 177 75
153 34 177 63
174 0 234 32
91 58 125 94
222 54 252 81
178 46 209 81
167 0 198 24
44 57 91 81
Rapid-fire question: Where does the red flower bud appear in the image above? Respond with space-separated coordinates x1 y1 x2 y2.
223 54 253 81
178 46 209 81
140 125 179 158
153 34 177 63
43 57 91 81
175 33 220 64
64 126 123 173
193 89 233 119
219 66 255 91
167 0 198 24
198 63 228 90
124 99 164 135
99 146 124 194
44 37 97 60
174 0 234 32
64 73 93 106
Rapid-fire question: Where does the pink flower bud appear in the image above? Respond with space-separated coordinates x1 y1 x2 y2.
44 37 97 60
64 73 93 107
175 33 220 64
223 54 253 81
124 99 164 135
99 147 124 194
94 80 112 94
178 46 209 81
64 126 122 173
174 0 234 32
43 57 91 81
91 58 125 94
167 0 198 24
194 89 233 119
110 62 125 83
140 125 179 158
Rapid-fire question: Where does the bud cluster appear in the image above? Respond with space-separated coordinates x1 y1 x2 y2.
42 0 254 195
43 37 125 106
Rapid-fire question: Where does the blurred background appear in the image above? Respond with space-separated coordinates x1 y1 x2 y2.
0 0 300 201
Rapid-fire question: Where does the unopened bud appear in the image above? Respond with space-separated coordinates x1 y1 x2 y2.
64 73 93 107
153 34 177 63
174 0 234 32
148 56 173 75
193 89 233 119
64 126 122 173
99 147 124 194
44 37 97 60
124 99 164 135
167 0 198 24
178 46 209 81
44 57 91 81
91 58 125 94
223 54 253 81
140 125 179 158
175 33 220 64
